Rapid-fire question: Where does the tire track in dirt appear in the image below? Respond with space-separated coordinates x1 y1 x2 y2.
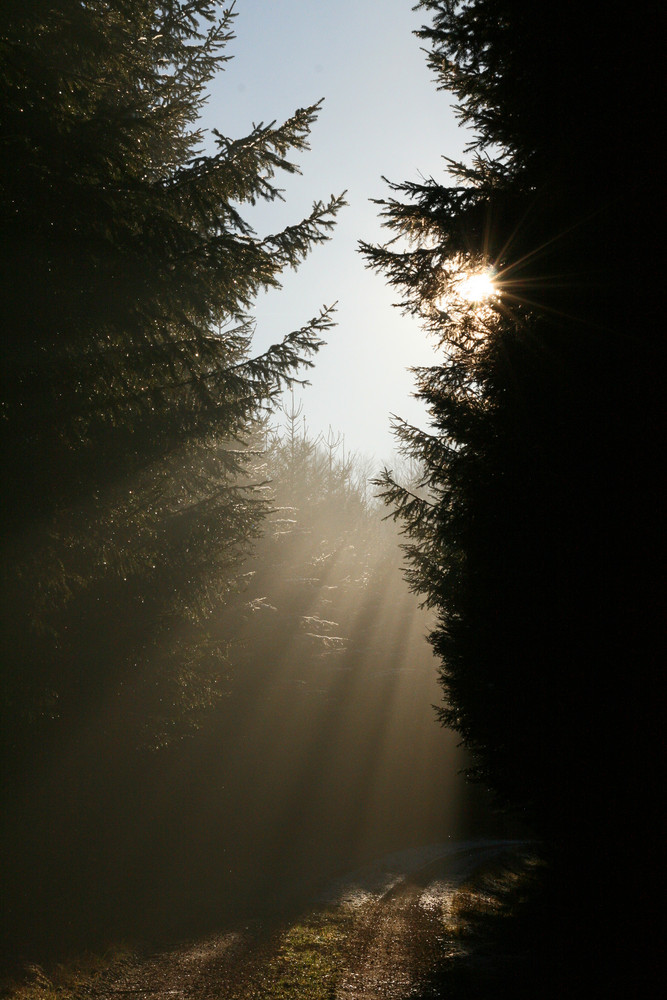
333 842 515 998
85 841 522 1000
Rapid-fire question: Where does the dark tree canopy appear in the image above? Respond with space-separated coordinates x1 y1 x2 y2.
0 1 345 776
364 0 663 872
0 0 343 521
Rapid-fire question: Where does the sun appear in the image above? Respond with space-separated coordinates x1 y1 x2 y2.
458 268 498 303
431 261 500 321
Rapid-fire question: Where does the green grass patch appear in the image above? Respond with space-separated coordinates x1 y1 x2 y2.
233 905 356 1000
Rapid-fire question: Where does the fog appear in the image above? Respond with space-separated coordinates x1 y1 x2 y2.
1 428 495 963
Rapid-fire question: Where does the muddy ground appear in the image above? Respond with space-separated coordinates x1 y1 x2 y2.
77 840 523 1000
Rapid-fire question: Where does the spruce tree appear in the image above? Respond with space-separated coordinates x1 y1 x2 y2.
1 0 349 956
363 3 663 962
0 1 344 772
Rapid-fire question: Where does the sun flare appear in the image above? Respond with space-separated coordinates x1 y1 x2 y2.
458 268 497 303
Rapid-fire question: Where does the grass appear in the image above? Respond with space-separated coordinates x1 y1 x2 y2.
0 945 133 1000
0 908 358 1000
227 906 356 1000
229 849 550 999
3 848 569 1000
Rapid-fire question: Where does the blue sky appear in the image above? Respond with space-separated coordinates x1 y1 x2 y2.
202 0 469 462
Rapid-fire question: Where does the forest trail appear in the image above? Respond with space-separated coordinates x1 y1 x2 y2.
85 841 520 1000
331 841 518 998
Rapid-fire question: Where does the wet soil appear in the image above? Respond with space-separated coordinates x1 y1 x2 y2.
82 841 520 999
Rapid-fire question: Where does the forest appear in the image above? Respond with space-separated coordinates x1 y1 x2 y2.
1 1 662 997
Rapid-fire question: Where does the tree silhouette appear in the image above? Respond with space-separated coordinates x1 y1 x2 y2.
0 0 344 856
363 4 663 975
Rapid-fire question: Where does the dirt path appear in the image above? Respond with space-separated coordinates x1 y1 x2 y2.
85 841 521 1000
332 842 513 999
333 874 443 998
83 932 258 999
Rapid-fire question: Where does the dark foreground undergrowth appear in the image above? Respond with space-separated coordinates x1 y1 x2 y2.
2 843 655 999
419 846 656 999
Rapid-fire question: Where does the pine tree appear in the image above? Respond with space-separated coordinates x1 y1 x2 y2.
1 0 343 516
0 2 344 768
231 405 418 686
363 0 663 878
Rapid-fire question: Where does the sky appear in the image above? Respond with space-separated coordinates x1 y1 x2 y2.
202 0 469 463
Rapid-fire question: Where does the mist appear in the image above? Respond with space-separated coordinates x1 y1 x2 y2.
0 415 497 964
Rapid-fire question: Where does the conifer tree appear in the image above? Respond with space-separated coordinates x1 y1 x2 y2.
0 1 344 766
233 406 410 681
363 0 663 877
